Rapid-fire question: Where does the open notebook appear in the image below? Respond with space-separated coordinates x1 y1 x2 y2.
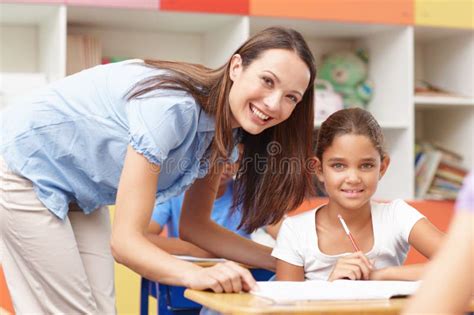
251 280 420 303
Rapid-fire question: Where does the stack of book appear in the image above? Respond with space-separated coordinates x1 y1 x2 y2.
415 142 469 200
66 34 102 75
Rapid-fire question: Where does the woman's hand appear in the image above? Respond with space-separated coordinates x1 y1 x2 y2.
328 251 374 281
184 261 258 293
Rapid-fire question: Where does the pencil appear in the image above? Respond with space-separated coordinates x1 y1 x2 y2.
337 214 361 252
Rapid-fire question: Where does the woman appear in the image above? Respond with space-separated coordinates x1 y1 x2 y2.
0 27 316 313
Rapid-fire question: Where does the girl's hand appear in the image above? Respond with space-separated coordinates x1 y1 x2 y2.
328 251 374 281
185 261 258 293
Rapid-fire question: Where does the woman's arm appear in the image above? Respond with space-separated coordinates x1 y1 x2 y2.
179 162 276 271
146 222 216 258
111 146 256 292
370 218 445 281
276 259 305 281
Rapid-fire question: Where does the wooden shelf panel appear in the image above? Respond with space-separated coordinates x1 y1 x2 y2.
415 0 474 29
67 0 158 9
415 95 474 109
315 120 409 130
160 0 249 15
249 0 413 25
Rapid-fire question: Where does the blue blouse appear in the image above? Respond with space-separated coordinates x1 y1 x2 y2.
0 60 232 220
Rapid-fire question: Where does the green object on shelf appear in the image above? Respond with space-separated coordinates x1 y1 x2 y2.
102 56 130 64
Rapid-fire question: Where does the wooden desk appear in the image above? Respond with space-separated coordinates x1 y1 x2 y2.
185 289 474 315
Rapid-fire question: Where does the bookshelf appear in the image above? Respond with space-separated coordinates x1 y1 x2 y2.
1 2 472 200
0 4 66 108
0 4 66 81
414 26 474 171
414 95 474 108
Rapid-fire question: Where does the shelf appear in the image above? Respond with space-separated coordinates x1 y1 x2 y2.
314 120 408 130
415 1 474 29
67 6 249 68
249 1 412 25
250 17 413 135
414 28 473 101
250 16 399 38
68 6 241 33
0 3 66 81
415 95 474 109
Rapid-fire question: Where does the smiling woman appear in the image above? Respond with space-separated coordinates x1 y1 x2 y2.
228 49 310 134
0 27 317 314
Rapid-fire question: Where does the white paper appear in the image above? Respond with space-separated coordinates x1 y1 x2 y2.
173 255 226 263
251 280 420 303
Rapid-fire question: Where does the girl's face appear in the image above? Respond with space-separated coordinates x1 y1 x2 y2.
316 134 390 211
228 49 311 135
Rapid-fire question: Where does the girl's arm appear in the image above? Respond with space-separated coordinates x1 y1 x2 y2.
112 146 256 292
145 222 216 258
179 162 276 271
370 218 445 281
276 259 305 281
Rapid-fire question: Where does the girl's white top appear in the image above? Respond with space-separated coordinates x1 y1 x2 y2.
272 199 425 280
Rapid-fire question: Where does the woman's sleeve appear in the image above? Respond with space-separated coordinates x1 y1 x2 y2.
126 90 197 165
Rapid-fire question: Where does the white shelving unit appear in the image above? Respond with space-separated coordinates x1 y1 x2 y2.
1 2 472 200
67 6 248 68
0 4 66 78
250 17 414 200
414 26 474 171
0 3 66 108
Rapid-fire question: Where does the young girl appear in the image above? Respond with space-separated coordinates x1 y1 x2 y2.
272 108 444 281
0 27 316 313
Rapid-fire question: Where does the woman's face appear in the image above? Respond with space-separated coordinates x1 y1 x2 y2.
228 49 311 135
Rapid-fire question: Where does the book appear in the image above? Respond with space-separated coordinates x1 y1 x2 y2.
426 187 459 200
415 150 442 198
415 141 468 200
437 162 468 183
251 280 420 303
432 177 462 191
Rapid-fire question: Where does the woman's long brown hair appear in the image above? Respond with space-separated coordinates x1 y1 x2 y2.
128 27 317 232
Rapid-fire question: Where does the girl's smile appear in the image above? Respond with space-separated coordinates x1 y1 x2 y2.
317 133 389 212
